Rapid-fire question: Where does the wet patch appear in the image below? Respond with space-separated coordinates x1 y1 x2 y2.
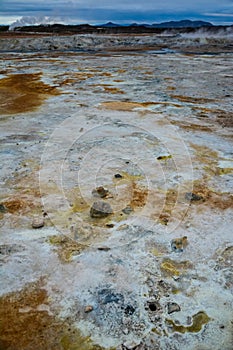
0 73 59 115
0 244 25 262
99 101 181 111
172 121 213 133
171 95 215 104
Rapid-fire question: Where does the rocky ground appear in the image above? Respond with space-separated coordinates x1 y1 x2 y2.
0 35 233 349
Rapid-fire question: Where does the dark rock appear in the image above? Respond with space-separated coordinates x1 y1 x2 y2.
97 246 111 251
90 201 113 218
114 173 123 179
106 223 114 228
167 302 181 314
0 204 6 213
148 301 159 312
185 192 204 201
124 305 135 315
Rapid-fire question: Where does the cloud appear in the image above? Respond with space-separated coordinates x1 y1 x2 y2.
1 0 233 25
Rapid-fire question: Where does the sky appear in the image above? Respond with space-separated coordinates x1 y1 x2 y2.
1 0 233 26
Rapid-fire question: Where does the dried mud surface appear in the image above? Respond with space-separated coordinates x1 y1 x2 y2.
0 40 233 350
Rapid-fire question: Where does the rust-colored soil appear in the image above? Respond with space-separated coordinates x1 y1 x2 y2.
0 73 59 115
171 94 215 104
99 100 181 111
0 281 107 350
129 182 148 209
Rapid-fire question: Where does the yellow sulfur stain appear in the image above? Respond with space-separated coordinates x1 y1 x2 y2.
161 258 192 277
166 311 211 333
48 235 87 263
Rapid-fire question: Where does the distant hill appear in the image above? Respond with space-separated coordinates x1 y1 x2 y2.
151 20 213 28
98 22 121 28
97 20 213 28
5 19 229 35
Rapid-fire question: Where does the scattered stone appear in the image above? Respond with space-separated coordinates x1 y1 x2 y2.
84 305 93 313
122 205 133 214
106 223 114 228
90 201 113 218
97 246 111 251
157 155 172 160
32 217 44 229
167 302 181 314
185 192 204 202
92 186 109 198
124 305 135 316
98 288 123 305
114 173 123 179
171 236 188 252
122 341 141 349
0 204 6 213
159 214 170 225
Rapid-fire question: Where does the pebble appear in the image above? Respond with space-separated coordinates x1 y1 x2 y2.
84 305 93 313
90 201 113 218
122 205 133 214
167 302 181 314
97 246 111 251
106 223 114 228
122 341 141 349
171 236 188 252
32 217 44 229
0 204 6 213
185 192 203 201
114 173 123 179
92 186 109 198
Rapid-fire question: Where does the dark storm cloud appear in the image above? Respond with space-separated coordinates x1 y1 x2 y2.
1 0 233 24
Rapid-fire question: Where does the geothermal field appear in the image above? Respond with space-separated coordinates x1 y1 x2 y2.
0 32 233 349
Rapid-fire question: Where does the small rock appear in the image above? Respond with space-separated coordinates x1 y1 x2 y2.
124 305 135 315
92 186 109 198
97 246 111 251
106 223 114 228
185 192 204 202
157 155 172 160
171 236 188 252
114 173 123 179
122 206 133 214
122 341 141 350
84 305 93 313
32 217 44 229
167 302 181 314
0 204 6 213
90 201 113 218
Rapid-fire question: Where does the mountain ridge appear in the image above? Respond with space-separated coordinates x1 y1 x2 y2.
99 20 213 28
